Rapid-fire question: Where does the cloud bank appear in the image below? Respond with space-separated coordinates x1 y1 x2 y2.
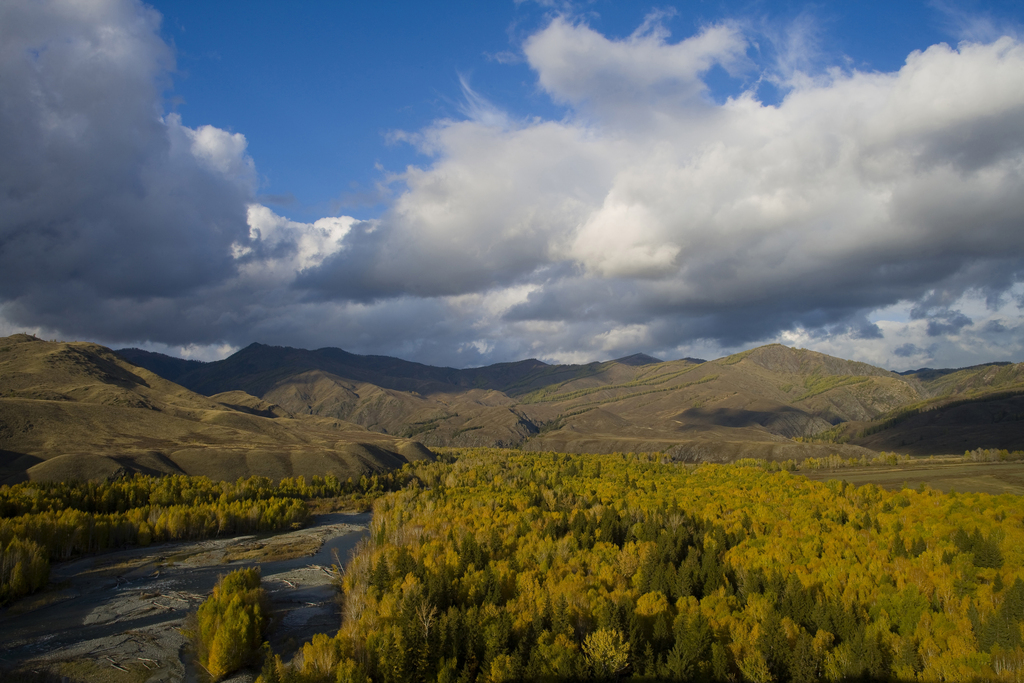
2 2 1024 369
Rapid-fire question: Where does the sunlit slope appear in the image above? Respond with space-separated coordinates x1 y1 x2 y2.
522 344 919 457
0 335 431 483
911 362 1024 397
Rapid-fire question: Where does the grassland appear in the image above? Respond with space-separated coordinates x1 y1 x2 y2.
799 459 1024 495
0 334 433 483
115 337 1024 459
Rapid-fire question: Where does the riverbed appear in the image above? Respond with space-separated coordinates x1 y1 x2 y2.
0 512 371 682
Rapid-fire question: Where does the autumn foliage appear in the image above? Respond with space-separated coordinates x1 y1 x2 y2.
264 448 1024 682
193 567 269 681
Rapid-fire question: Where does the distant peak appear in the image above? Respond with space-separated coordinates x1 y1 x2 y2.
612 353 663 366
899 361 1014 377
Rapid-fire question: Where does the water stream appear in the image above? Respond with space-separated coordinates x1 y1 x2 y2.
0 512 372 673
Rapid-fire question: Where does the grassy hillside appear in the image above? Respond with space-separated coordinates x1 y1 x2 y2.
0 335 432 483
518 345 921 458
118 341 1024 458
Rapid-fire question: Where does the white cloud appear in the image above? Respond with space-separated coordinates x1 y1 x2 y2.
242 204 354 274
178 116 258 192
458 76 512 129
523 16 748 119
595 324 651 352
297 24 1024 365
2 3 1024 370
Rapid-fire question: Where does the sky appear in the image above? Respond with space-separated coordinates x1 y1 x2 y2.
2 0 1024 371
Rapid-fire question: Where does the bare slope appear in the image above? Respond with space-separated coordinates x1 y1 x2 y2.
0 335 431 483
519 344 914 458
118 341 1024 458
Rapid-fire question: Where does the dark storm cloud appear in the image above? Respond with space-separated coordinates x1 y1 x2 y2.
0 0 253 328
894 343 922 358
293 217 555 303
926 311 974 337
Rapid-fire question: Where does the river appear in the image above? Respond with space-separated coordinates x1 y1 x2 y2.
0 512 371 681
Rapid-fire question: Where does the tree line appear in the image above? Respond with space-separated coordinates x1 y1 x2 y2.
0 470 413 607
0 470 410 518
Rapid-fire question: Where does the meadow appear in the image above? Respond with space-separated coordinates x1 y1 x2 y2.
801 461 1024 497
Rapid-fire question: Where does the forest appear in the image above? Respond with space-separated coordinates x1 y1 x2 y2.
264 449 1024 682
2 448 1024 681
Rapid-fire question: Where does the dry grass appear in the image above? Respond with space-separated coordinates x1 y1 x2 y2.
3 658 153 683
0 335 433 483
56 658 153 683
4 587 75 616
799 460 1024 495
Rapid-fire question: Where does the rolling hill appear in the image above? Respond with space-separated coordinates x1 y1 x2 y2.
117 340 1024 460
0 334 432 484
852 362 1024 454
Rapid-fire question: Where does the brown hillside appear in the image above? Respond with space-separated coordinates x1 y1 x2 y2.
518 345 920 458
0 335 432 483
913 362 1024 398
846 361 1024 455
117 341 1024 458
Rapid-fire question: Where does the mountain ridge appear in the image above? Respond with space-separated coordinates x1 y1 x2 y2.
116 340 1024 458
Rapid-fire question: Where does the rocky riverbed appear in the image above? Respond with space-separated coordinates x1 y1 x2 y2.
0 512 371 682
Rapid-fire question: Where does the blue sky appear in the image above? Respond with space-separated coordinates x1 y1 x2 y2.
2 0 1024 370
150 0 1021 222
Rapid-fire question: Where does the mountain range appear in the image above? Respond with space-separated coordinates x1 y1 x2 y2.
4 332 1021 485
118 340 1024 461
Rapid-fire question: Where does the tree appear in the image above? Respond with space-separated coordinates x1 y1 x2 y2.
584 628 631 679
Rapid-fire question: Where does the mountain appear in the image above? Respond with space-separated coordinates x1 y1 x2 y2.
113 347 205 384
0 335 432 484
117 340 1024 460
853 361 1024 454
611 353 665 366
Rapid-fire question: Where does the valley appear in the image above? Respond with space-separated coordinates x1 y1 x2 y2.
3 333 1024 682
2 447 1023 681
